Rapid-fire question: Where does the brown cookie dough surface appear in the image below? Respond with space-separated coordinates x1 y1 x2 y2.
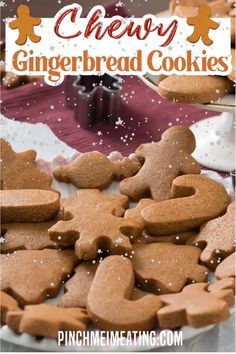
132 243 208 294
157 76 234 104
0 249 77 306
0 139 52 190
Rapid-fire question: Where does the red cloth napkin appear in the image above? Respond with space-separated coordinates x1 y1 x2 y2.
1 76 217 156
1 0 218 156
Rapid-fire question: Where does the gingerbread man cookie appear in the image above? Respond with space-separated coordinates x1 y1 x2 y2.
120 126 200 201
187 5 219 45
158 282 234 328
0 139 52 190
53 151 140 190
132 243 208 294
7 304 90 338
9 5 41 45
142 174 229 235
87 256 162 331
188 202 235 270
0 249 77 306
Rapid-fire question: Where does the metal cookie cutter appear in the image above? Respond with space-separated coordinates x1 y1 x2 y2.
65 74 122 129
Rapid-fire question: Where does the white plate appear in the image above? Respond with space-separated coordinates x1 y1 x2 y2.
0 114 234 352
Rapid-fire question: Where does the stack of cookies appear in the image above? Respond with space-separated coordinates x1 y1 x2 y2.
0 125 235 340
156 0 235 104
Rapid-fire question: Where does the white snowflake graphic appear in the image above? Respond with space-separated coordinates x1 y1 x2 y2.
115 237 124 244
115 117 124 126
0 1 6 7
116 1 124 8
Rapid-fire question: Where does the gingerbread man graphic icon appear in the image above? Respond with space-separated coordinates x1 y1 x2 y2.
187 5 219 46
9 5 41 45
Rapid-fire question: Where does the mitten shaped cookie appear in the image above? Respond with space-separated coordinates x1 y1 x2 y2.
87 256 162 331
158 282 234 329
188 202 235 270
0 292 20 324
59 261 99 308
142 174 229 235
132 243 208 294
0 139 52 190
7 304 90 338
1 221 58 252
120 126 200 201
0 250 77 306
53 151 140 190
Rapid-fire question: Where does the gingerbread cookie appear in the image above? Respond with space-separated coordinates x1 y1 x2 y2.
134 230 198 245
169 0 207 14
0 249 77 306
87 256 162 331
59 261 146 308
158 282 234 329
215 253 235 280
124 199 156 228
124 199 197 243
174 5 198 17
209 0 231 15
9 4 41 45
0 189 60 223
59 261 99 308
209 278 235 298
188 202 235 270
132 243 208 294
120 126 200 201
7 304 89 338
1 221 59 252
142 174 229 235
0 139 52 190
60 189 129 219
49 204 142 260
157 75 234 104
0 292 20 324
53 151 140 190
